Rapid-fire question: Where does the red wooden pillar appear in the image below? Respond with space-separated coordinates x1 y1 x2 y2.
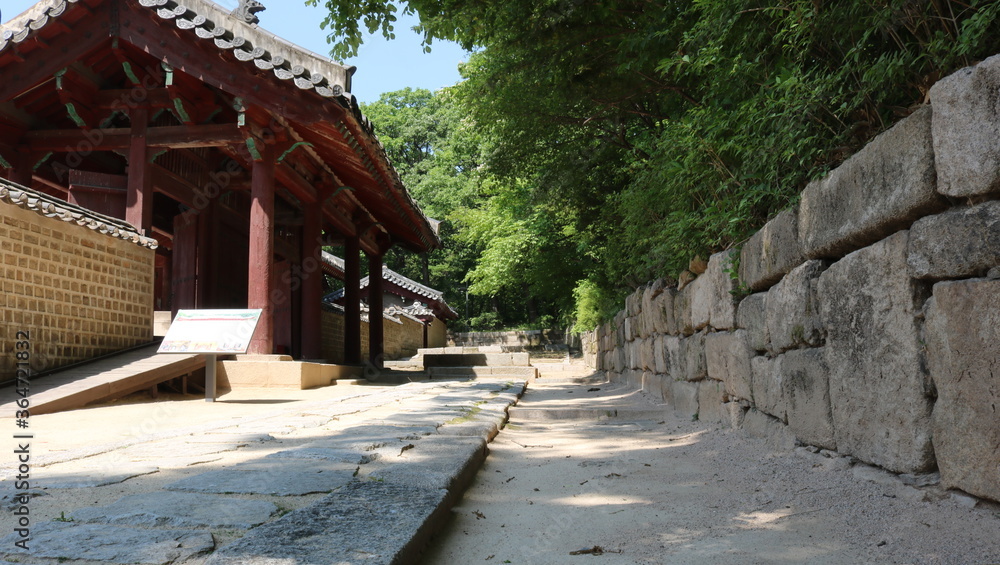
126 108 153 234
300 205 323 359
196 198 214 307
367 250 384 369
343 235 361 365
248 144 276 355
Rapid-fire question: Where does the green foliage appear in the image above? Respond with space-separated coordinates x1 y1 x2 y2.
322 0 1000 330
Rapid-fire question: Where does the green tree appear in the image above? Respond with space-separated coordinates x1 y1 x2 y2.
315 0 1000 331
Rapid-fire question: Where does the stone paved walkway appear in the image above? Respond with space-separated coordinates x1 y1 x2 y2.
0 378 525 565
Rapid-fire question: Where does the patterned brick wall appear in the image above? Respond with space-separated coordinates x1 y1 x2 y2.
0 202 155 382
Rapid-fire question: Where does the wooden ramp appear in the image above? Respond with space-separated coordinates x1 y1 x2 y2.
1 345 205 416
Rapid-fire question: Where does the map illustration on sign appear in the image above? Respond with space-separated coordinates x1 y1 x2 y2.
158 310 263 354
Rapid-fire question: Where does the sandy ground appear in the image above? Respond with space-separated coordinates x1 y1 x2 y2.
421 378 1000 565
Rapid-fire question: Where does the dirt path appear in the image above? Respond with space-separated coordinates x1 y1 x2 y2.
421 378 1000 565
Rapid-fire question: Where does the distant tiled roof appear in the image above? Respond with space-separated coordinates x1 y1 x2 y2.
321 253 458 320
0 178 158 249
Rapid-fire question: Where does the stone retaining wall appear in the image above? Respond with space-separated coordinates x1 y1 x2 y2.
449 329 565 349
586 54 1000 503
321 309 429 364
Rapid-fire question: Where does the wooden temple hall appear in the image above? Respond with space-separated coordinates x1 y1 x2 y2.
0 0 441 367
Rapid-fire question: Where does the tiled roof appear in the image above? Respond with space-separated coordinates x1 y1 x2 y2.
0 178 159 249
1 0 439 249
320 253 458 319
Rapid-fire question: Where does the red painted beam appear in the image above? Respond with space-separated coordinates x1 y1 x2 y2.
126 107 153 233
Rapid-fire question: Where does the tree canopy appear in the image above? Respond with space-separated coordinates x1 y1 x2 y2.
312 0 1000 331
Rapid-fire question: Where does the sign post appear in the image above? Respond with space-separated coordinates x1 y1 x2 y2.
158 309 263 402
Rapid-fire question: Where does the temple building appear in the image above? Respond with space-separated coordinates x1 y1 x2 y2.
0 0 440 377
320 252 457 360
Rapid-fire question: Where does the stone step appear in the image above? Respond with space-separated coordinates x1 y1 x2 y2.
427 366 538 379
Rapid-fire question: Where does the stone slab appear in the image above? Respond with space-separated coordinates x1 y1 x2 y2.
266 447 378 465
750 355 786 423
690 251 738 331
681 331 707 382
740 409 796 451
670 380 700 420
925 279 1000 502
71 491 277 529
781 348 836 450
765 260 826 353
651 286 677 335
0 522 214 564
818 231 934 473
930 54 1000 197
907 200 1000 279
40 463 159 489
166 461 356 496
736 292 770 352
360 436 487 491
705 330 753 401
183 432 276 444
205 480 448 565
740 207 805 291
697 379 726 424
124 441 245 459
799 106 945 259
673 283 694 335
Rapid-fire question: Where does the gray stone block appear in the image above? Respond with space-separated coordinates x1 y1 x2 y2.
766 260 826 353
0 522 214 564
689 273 712 331
626 288 643 317
736 292 770 352
681 330 707 382
205 480 448 565
799 106 945 259
740 208 805 292
671 380 700 420
740 409 796 451
691 250 738 330
705 330 753 401
781 348 836 450
750 355 786 422
698 379 726 424
640 337 656 372
663 335 684 382
907 200 1000 279
722 402 749 429
651 286 677 335
930 54 1000 197
640 280 666 339
674 282 695 335
818 231 935 473
71 492 277 529
925 279 1000 502
653 334 667 375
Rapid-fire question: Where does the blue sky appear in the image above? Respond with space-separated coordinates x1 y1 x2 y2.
1 0 468 103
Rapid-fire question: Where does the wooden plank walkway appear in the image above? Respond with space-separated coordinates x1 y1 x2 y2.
1 345 205 416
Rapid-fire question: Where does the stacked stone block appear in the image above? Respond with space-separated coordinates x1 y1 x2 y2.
589 52 1000 502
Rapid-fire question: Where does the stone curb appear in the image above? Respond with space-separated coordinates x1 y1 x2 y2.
205 380 527 564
